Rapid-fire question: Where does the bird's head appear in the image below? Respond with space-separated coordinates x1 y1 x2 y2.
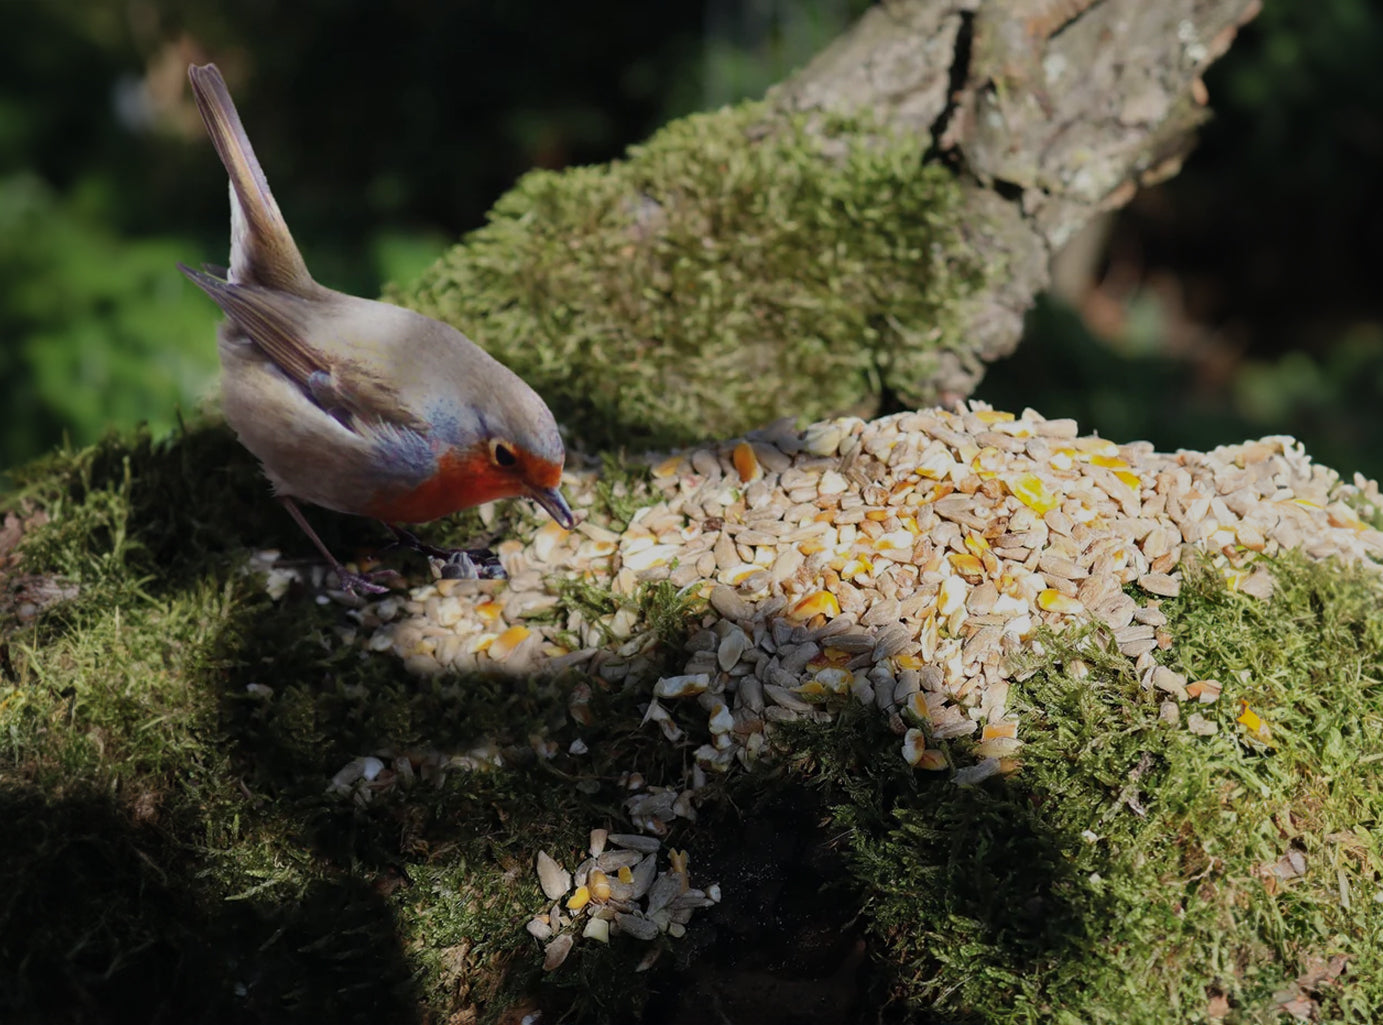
451 378 574 529
471 431 573 528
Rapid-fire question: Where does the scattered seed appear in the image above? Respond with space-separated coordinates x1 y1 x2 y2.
536 850 571 901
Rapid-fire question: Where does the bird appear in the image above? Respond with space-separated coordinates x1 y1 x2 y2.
179 63 574 595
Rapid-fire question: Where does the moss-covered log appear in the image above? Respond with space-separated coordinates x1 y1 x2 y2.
391 0 1260 451
395 105 982 451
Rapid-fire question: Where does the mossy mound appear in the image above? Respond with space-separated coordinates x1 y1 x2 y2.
4 424 1383 1022
389 101 985 451
802 555 1383 1023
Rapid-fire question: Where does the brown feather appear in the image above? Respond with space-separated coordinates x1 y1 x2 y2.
180 265 427 433
187 64 312 294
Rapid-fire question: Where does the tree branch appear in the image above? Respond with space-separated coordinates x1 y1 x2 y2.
773 0 1262 399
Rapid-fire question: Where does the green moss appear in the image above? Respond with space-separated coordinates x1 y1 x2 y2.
592 452 656 531
790 553 1383 1022
556 576 705 677
0 423 672 1023
390 101 985 451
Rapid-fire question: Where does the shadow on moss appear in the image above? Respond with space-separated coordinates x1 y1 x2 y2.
0 785 420 1024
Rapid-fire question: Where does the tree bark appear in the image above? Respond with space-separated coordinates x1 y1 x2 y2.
771 0 1262 400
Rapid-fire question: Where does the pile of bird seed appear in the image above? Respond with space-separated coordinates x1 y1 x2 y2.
318 403 1382 957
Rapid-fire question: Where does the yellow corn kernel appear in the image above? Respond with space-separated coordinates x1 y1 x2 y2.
617 865 633 885
1008 473 1058 515
973 409 1015 424
963 533 990 556
534 518 571 543
1073 436 1120 457
947 552 985 577
1037 589 1084 614
902 728 929 766
918 481 955 505
893 653 925 671
732 441 761 483
566 885 591 910
1089 453 1129 469
937 575 967 616
488 624 531 660
982 722 1018 741
875 530 915 551
722 564 762 585
1237 702 1263 733
814 668 852 693
1114 470 1142 490
916 749 950 771
841 556 874 580
817 647 854 668
652 455 685 478
589 869 612 902
474 599 502 623
791 590 840 620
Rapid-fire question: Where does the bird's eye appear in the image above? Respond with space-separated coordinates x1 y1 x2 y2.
491 440 518 468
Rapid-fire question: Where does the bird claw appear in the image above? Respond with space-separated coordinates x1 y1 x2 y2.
385 525 505 579
334 568 401 596
437 548 506 581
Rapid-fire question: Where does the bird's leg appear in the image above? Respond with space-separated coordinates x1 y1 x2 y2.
384 524 506 580
280 497 395 596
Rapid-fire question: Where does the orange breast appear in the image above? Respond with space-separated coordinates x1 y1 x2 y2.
365 449 522 524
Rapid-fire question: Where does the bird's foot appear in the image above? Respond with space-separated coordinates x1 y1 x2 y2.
332 567 402 596
436 547 506 581
384 525 505 580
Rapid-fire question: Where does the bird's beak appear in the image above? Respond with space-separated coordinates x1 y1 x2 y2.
531 485 576 530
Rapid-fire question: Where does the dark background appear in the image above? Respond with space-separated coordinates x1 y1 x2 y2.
2 0 1379 480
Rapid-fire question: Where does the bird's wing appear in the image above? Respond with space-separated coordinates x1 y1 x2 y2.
181 264 429 434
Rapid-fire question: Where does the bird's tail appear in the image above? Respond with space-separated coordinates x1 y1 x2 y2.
187 63 313 294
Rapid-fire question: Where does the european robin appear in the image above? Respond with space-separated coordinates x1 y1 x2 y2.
179 64 574 594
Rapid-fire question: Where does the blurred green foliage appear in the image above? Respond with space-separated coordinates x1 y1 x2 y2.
0 173 220 467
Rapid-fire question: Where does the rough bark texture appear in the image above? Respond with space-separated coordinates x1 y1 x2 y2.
771 0 1262 400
